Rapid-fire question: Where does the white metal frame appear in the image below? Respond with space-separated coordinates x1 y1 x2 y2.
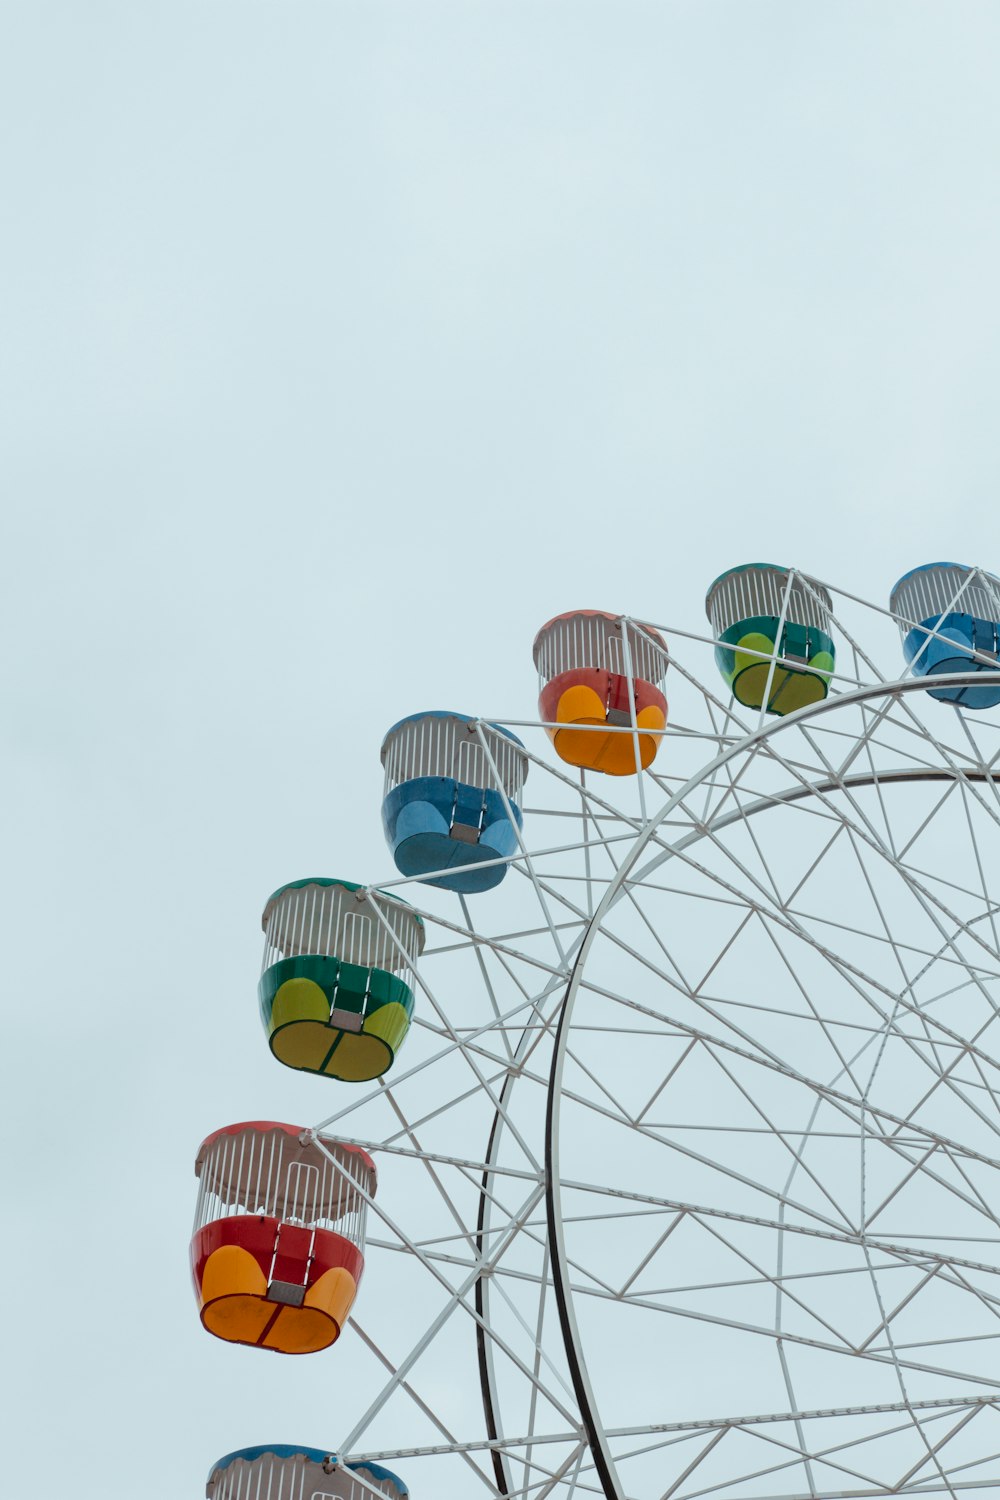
214 580 1000 1500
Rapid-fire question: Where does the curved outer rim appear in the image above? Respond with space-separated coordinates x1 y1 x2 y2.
541 669 1000 1500
476 964 574 1496
477 1076 518 1496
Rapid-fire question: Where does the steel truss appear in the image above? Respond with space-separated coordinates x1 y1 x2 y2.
293 580 1000 1500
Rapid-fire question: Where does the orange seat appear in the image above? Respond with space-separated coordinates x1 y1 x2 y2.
192 1216 362 1355
540 668 667 775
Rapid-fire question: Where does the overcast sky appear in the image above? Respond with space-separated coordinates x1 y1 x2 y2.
4 3 1000 1496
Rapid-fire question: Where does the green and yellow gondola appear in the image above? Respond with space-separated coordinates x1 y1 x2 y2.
706 563 835 716
258 878 424 1083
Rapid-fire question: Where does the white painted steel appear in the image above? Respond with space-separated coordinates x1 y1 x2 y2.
547 670 1000 1500
228 579 1000 1500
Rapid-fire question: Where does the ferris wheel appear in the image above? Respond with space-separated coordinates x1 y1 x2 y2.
190 561 1000 1500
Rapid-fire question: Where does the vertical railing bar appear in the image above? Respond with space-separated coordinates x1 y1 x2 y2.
245 1131 256 1218
308 883 319 958
218 1136 229 1222
281 890 292 960
219 1136 231 1221
193 1148 208 1231
215 1140 226 1225
270 1133 280 1220
333 887 344 964
234 1131 247 1217
323 886 334 958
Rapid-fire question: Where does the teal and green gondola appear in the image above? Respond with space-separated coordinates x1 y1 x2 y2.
259 878 424 1083
890 562 1000 710
706 563 835 716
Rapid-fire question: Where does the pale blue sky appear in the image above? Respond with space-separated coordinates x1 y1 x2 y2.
3 3 1000 1495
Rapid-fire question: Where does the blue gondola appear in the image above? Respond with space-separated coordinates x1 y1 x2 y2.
206 1445 407 1500
890 563 1000 709
380 711 528 893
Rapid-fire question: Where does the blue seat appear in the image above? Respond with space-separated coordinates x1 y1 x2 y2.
902 613 1000 708
891 563 1000 710
382 775 523 894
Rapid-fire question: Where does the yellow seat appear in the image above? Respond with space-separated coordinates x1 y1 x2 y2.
304 1264 358 1330
552 684 665 775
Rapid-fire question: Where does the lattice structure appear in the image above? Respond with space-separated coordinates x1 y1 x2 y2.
191 565 1000 1500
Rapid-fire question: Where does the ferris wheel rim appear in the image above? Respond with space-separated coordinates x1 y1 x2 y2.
276 665 1000 1499
542 670 1000 1500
